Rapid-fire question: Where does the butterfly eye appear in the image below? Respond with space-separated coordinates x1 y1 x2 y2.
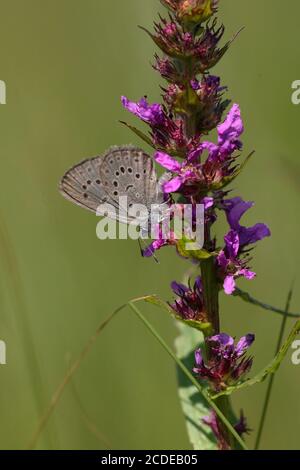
87 180 92 185
96 180 101 185
143 169 147 174
113 191 118 196
120 167 125 174
82 185 87 190
115 171 120 177
128 168 133 174
113 181 118 187
84 193 88 199
135 173 140 179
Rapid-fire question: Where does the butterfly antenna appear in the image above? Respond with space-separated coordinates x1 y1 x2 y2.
138 238 160 264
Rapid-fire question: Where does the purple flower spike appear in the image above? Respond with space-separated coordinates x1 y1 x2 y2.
193 332 255 392
121 96 165 126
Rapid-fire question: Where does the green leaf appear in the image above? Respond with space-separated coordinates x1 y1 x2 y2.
119 121 155 149
174 322 218 450
176 238 215 261
211 319 300 399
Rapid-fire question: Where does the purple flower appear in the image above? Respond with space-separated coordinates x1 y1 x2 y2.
217 197 270 294
217 230 256 295
170 277 206 322
203 409 250 449
121 96 165 126
149 16 226 72
234 410 251 437
142 225 176 258
223 196 271 246
202 411 230 450
154 104 244 195
153 54 179 82
193 332 254 391
155 150 204 194
201 103 244 162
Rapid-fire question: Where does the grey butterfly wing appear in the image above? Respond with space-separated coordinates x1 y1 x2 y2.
59 145 162 224
59 156 109 213
99 146 160 211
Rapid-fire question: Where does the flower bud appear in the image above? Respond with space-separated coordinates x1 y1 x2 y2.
179 0 218 25
160 0 218 25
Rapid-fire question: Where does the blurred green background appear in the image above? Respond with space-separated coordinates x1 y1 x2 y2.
0 0 299 450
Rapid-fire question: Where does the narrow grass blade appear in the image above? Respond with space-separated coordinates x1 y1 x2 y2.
254 289 293 450
233 288 300 319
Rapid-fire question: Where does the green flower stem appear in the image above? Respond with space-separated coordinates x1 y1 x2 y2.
200 257 220 333
200 258 239 450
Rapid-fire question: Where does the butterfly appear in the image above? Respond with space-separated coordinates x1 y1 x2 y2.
59 145 171 256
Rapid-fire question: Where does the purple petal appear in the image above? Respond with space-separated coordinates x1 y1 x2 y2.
217 250 228 270
194 348 204 367
202 197 214 210
154 151 182 172
225 198 253 231
235 334 255 358
188 145 203 163
142 238 165 257
240 268 256 280
163 176 183 193
224 230 240 258
121 96 164 125
238 223 271 247
224 275 236 295
200 141 220 162
171 281 188 296
209 333 234 348
190 79 200 90
194 276 203 292
208 333 235 359
218 104 244 154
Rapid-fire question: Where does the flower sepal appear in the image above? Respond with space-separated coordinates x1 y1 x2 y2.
176 316 214 335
